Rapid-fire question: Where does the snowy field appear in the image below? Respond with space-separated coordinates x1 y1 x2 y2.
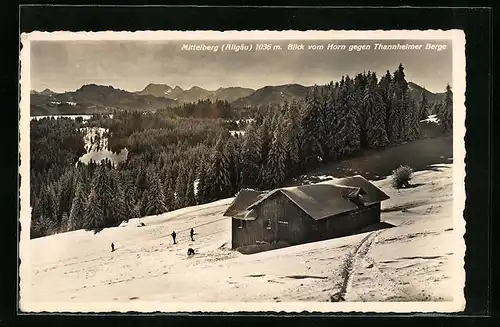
78 127 128 167
20 164 463 312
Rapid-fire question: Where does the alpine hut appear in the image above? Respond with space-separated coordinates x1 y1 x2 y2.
223 175 390 250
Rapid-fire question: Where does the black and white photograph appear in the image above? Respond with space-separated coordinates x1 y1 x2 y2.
18 30 466 313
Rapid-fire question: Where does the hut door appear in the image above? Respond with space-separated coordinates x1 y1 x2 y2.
277 220 291 243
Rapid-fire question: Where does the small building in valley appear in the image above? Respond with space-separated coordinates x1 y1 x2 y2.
223 175 390 251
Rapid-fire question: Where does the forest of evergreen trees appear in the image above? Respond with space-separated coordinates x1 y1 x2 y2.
29 64 453 239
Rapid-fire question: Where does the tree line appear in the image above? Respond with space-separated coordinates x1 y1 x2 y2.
29 63 453 238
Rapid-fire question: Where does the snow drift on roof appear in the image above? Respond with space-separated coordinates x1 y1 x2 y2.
224 176 390 221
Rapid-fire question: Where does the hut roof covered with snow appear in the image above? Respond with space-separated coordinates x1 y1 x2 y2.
223 175 389 221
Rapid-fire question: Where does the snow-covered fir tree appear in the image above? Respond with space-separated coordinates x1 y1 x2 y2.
240 123 262 189
90 164 115 227
174 164 188 209
363 72 389 148
225 137 242 196
418 89 429 121
60 212 69 233
284 99 303 178
324 82 341 160
406 95 421 141
316 85 331 159
57 169 75 225
258 115 273 188
354 73 369 148
378 70 393 140
209 134 232 199
85 188 103 229
438 84 453 133
184 167 197 207
161 167 175 211
265 116 288 189
300 87 324 169
196 154 210 204
336 76 361 157
110 170 129 223
68 173 86 231
144 165 168 215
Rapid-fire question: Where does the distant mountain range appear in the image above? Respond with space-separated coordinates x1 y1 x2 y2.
31 84 177 116
137 84 255 104
30 82 445 116
407 82 446 104
232 84 309 108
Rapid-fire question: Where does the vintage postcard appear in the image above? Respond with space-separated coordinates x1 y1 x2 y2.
19 30 466 313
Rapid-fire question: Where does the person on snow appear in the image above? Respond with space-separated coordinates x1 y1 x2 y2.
190 228 194 241
171 231 177 244
111 243 115 252
187 248 195 256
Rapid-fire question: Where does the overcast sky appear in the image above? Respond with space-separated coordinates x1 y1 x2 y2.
31 39 453 93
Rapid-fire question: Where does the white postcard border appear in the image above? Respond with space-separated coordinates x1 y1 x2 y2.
18 29 467 313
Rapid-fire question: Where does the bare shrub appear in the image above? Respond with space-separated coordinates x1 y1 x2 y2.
391 165 414 189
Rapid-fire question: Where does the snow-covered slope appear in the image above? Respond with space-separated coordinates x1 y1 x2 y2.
20 164 464 312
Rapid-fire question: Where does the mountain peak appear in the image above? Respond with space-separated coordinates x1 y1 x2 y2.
136 83 174 97
77 84 116 92
40 88 55 95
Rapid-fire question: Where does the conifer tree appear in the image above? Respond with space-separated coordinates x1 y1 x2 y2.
33 183 59 235
388 64 414 143
354 73 369 148
196 153 210 204
110 171 128 224
379 70 393 140
161 167 174 211
60 212 69 233
316 86 330 158
120 170 138 220
324 82 341 161
174 164 188 209
240 123 262 189
283 99 303 178
364 72 389 148
225 137 242 195
91 164 114 227
418 90 429 121
85 188 103 229
437 84 453 133
144 166 168 215
210 134 232 199
406 95 421 141
69 179 87 230
184 168 197 207
300 87 324 169
431 101 442 116
57 169 75 224
258 116 273 187
265 116 288 189
336 76 361 157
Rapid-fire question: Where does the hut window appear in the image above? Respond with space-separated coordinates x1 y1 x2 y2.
238 220 243 229
266 218 272 230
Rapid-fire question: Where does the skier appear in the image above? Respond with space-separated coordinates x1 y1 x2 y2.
171 231 177 244
190 228 194 241
111 243 115 252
